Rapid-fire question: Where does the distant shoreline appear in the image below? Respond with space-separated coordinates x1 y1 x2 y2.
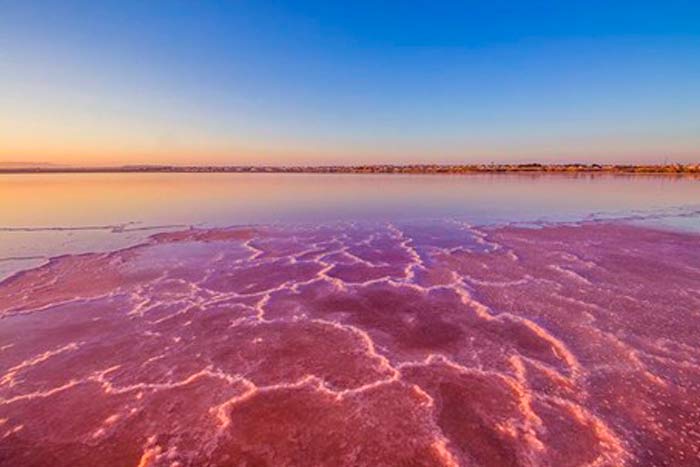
1 163 699 175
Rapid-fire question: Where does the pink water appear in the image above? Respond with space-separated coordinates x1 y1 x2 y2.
2 173 699 279
1 174 700 466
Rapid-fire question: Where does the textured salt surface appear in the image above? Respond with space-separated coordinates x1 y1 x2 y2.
1 220 699 466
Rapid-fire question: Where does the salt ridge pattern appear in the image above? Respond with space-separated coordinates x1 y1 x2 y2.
1 220 699 466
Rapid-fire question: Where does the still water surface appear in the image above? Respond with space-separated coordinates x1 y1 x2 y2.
1 173 699 278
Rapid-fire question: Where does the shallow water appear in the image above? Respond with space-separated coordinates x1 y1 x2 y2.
1 172 699 278
1 174 700 466
1 220 699 466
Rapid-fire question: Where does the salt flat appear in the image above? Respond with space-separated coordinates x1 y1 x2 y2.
1 220 699 466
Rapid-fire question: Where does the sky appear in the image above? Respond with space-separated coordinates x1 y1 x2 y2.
1 1 699 166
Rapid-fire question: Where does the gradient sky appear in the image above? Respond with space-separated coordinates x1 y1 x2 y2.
1 1 699 166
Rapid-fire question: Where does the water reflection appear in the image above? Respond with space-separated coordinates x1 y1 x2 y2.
1 173 699 278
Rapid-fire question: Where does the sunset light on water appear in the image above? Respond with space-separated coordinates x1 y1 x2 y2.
1 2 700 466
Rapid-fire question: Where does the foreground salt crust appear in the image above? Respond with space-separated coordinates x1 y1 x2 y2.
1 220 699 466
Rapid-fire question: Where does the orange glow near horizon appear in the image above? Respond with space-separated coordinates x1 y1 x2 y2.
2 93 698 166
2 133 699 167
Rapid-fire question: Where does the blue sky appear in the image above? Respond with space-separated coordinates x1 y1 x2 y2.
1 1 699 165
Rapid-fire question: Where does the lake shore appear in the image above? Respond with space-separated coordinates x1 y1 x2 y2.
2 163 699 175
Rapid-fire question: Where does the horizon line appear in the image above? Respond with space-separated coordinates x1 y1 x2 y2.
1 162 699 176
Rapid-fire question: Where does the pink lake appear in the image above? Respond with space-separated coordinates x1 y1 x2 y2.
1 174 699 466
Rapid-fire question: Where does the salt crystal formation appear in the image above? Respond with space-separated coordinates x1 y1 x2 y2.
1 221 699 466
